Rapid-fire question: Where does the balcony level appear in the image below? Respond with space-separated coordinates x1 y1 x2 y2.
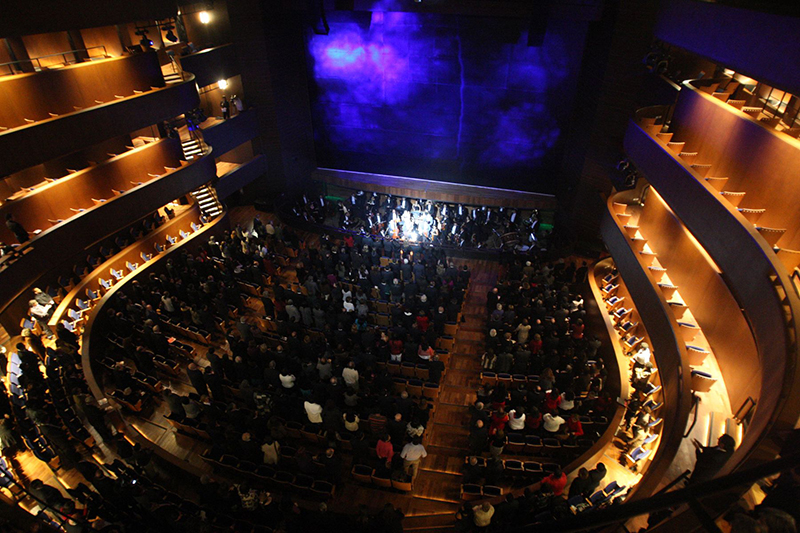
0 53 199 176
600 191 694 497
624 117 800 476
201 109 260 156
178 43 239 89
0 149 216 334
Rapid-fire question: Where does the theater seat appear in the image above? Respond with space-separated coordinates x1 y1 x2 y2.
691 369 717 393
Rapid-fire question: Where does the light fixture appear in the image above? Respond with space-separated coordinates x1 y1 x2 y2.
218 79 228 90
199 11 211 24
163 25 178 43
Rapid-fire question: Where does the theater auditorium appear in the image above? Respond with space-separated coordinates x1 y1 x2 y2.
0 1 798 532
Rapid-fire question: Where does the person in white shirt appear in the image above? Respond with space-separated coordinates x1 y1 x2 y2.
543 413 565 433
400 437 427 479
508 408 526 431
341 361 359 390
343 297 355 313
515 320 532 344
633 342 652 366
304 400 323 424
472 502 495 528
279 370 295 389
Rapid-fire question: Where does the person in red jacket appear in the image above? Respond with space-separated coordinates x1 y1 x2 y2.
489 410 509 437
542 466 568 497
567 413 584 437
416 311 430 332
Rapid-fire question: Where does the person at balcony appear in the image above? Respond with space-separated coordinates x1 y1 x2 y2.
568 468 592 499
690 434 736 484
28 299 53 338
220 96 231 120
585 463 607 494
5 214 29 244
472 502 495 529
231 95 243 115
32 288 54 314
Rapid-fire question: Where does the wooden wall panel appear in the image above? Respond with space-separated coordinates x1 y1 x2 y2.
0 71 198 177
600 196 693 499
638 188 760 411
79 25 125 58
670 86 800 249
0 51 163 130
313 168 558 210
624 121 800 475
0 150 217 333
0 139 182 244
21 32 72 68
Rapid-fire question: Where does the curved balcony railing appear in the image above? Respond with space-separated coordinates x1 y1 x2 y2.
0 68 199 176
600 191 694 499
624 115 800 481
0 149 216 334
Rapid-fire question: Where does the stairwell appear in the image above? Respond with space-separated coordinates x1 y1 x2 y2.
181 138 223 219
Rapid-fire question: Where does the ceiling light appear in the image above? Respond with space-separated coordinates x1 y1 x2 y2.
199 11 211 24
218 79 228 90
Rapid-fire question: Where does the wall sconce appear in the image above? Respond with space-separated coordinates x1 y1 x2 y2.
199 11 211 24
218 79 228 90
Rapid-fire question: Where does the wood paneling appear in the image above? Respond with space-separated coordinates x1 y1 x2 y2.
202 107 259 156
79 25 125 58
21 32 72 68
0 150 217 334
215 154 267 200
0 51 163 130
180 44 238 88
670 85 800 249
624 121 800 476
0 139 182 244
0 70 198 177
313 168 558 210
600 194 693 499
638 188 760 410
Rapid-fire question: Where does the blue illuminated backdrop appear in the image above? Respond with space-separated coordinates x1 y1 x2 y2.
305 11 589 192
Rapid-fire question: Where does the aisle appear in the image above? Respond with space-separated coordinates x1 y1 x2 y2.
407 260 500 521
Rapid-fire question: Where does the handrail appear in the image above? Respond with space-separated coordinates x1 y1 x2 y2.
512 452 800 532
0 46 109 75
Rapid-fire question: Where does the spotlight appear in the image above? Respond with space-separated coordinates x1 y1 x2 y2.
199 11 211 24
218 79 228 90
164 25 178 43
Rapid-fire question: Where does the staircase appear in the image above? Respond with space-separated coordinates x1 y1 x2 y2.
181 138 203 161
191 184 222 219
163 71 183 84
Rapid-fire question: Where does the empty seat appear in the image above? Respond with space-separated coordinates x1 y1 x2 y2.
666 141 685 154
461 484 483 501
776 248 800 272
699 82 719 94
678 322 700 342
711 92 731 102
630 237 647 253
738 208 765 224
727 99 746 110
391 477 413 492
655 132 673 142
705 177 728 191
690 164 712 177
623 225 639 238
612 202 628 215
483 485 503 498
657 283 678 300
742 106 762 118
639 250 657 267
647 266 667 282
371 472 392 489
756 227 786 247
719 191 746 207
352 465 374 484
686 344 710 366
678 151 698 163
691 369 717 393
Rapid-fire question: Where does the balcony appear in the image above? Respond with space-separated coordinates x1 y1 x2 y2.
178 44 238 88
201 109 260 155
0 149 216 330
624 117 800 476
215 155 268 200
600 191 693 497
0 52 199 176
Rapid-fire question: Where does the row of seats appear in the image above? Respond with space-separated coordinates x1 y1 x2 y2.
200 449 335 502
351 464 412 492
6 352 59 464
